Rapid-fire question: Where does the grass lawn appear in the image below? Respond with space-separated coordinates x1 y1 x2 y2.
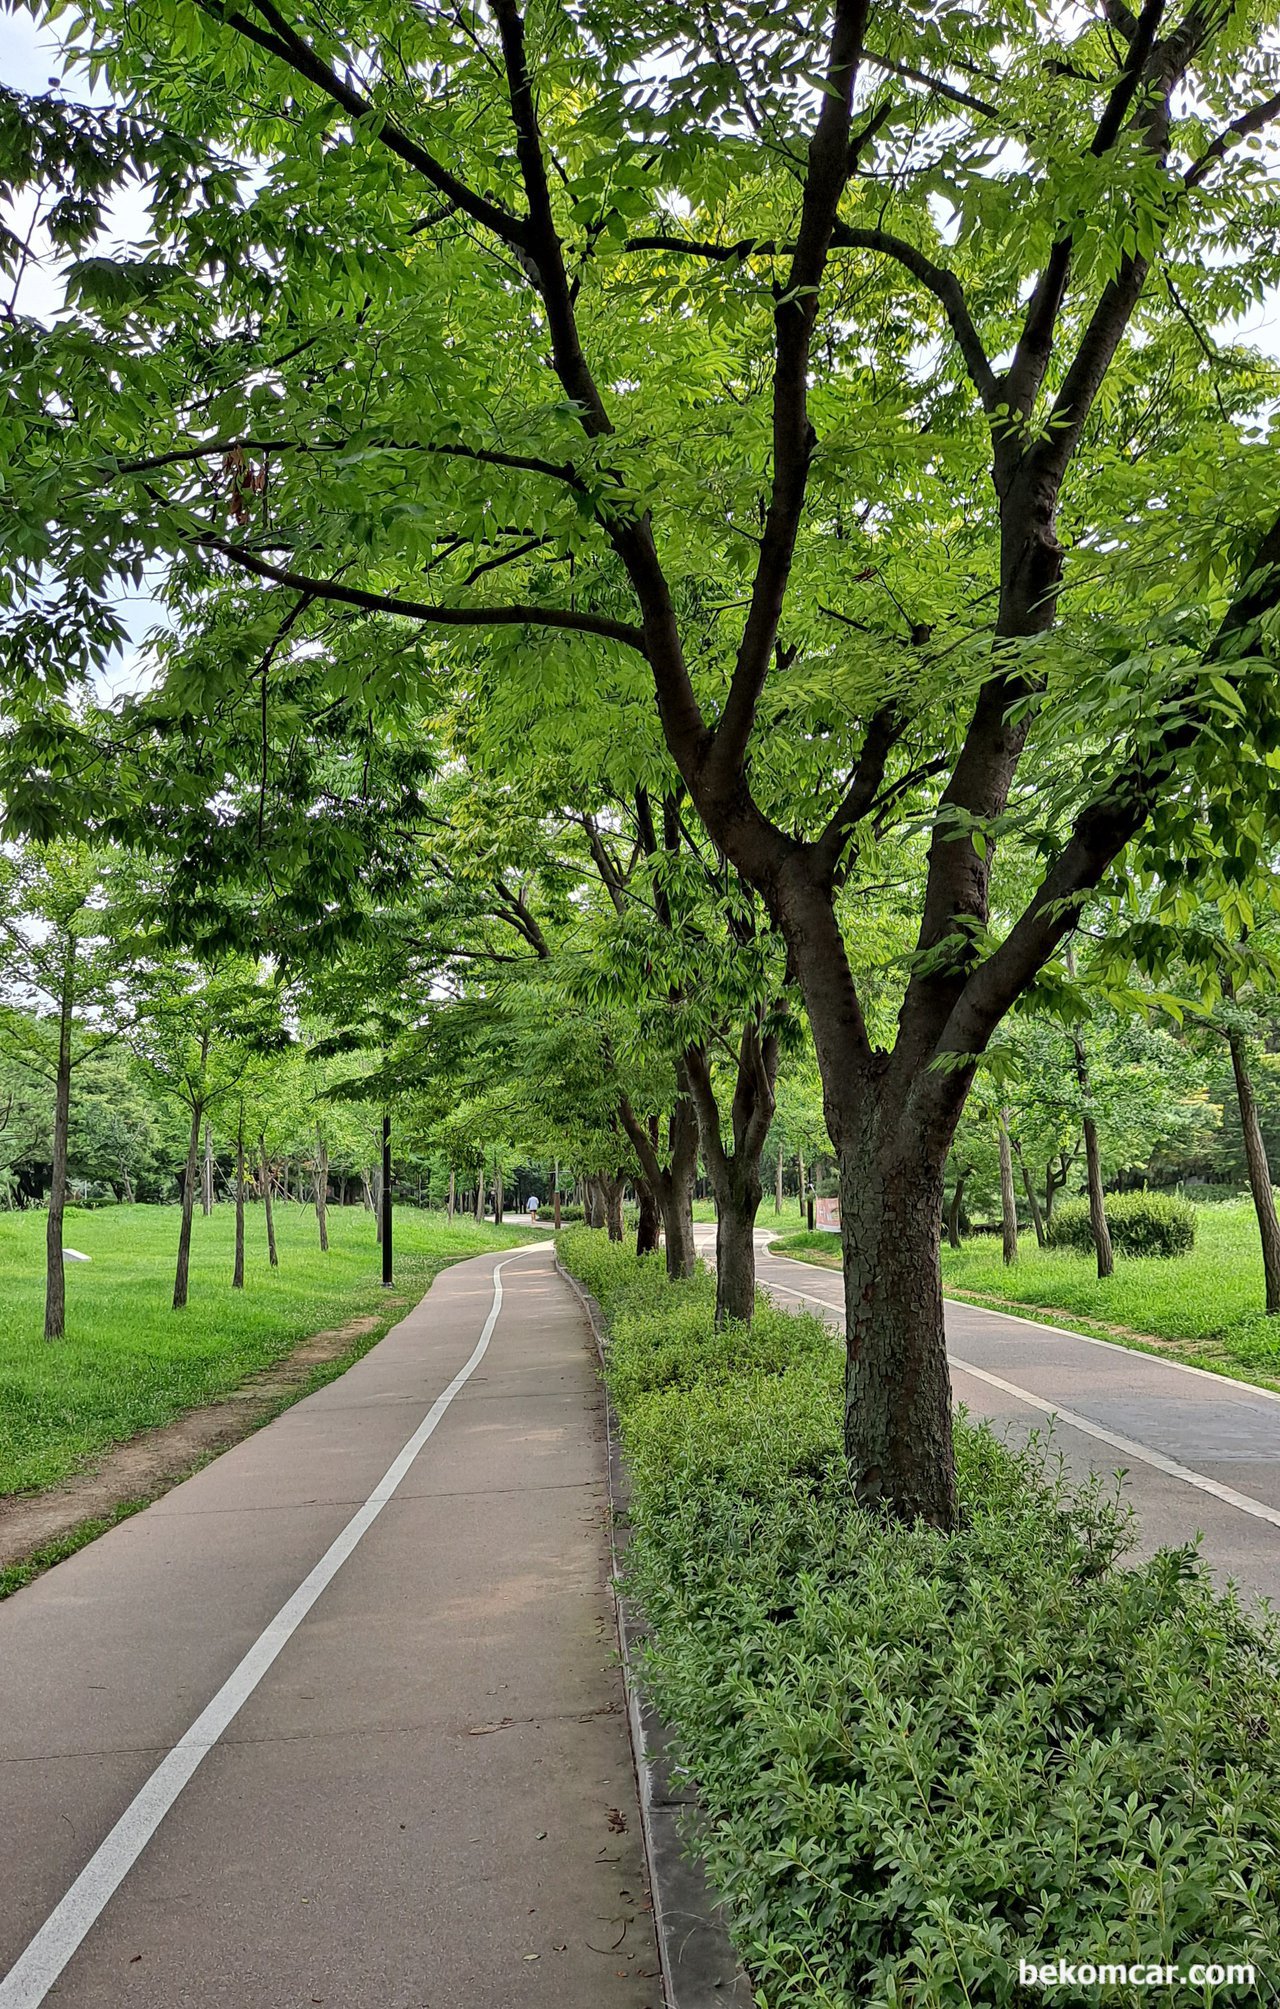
0 1202 537 1497
773 1201 1280 1392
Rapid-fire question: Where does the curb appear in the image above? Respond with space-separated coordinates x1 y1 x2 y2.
556 1259 756 2009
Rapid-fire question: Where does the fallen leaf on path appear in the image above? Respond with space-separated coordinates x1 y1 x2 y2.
606 1808 627 1832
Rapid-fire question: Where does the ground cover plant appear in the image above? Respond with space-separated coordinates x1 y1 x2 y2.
559 1225 1280 2007
0 1204 531 1495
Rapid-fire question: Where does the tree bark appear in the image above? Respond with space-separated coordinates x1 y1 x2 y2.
998 1110 1019 1265
1229 1028 1280 1312
314 1126 329 1252
233 1112 246 1290
202 1121 213 1216
635 1179 661 1256
260 1134 278 1268
44 945 74 1341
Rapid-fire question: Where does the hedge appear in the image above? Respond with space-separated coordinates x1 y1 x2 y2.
558 1226 1280 2008
1047 1191 1197 1259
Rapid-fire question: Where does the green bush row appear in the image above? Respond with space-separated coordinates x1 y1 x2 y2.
557 1227 1280 2008
1046 1191 1197 1259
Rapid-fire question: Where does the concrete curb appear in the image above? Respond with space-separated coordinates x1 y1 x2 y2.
556 1259 756 2009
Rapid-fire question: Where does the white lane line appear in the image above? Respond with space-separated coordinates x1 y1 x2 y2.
763 1244 1280 1407
760 1268 1280 1532
949 1357 1280 1532
0 1248 541 2009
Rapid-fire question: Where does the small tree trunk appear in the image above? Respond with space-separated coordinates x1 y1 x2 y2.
775 1143 784 1214
202 1121 213 1216
603 1173 625 1243
44 948 74 1341
1229 1028 1280 1312
447 1168 455 1221
494 1163 504 1225
797 1147 806 1217
314 1126 329 1252
474 1166 485 1223
1012 1140 1046 1247
260 1135 278 1268
1081 1115 1114 1278
997 1110 1019 1266
360 1169 375 1213
713 1166 759 1323
118 1161 135 1205
636 1180 661 1255
173 1100 204 1310
946 1171 969 1250
232 1113 246 1290
371 1163 383 1244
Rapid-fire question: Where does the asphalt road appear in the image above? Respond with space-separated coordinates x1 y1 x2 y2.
0 1245 657 2009
745 1230 1280 1606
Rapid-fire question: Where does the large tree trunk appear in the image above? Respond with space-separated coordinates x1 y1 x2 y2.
173 1100 204 1310
1229 1028 1280 1313
44 948 74 1341
635 1179 661 1255
202 1121 213 1216
314 1126 329 1252
997 1110 1019 1266
232 1113 246 1290
260 1135 278 1268
839 1128 957 1529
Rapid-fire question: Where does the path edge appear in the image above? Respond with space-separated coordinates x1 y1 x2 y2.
556 1258 757 2009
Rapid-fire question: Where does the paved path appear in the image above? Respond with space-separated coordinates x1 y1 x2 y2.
0 1245 657 2009
735 1231 1280 1607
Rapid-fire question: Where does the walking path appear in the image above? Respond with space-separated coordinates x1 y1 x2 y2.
0 1245 658 2009
746 1232 1280 1607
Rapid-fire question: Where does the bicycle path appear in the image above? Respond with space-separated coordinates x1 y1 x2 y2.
0 1244 658 2009
740 1231 1280 1607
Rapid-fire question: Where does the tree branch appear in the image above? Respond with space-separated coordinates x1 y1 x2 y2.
195 535 648 651
1185 86 1280 189
703 0 870 800
832 224 998 407
203 0 528 246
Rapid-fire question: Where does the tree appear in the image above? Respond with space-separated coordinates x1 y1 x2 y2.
129 955 287 1307
0 845 125 1335
9 0 1280 1516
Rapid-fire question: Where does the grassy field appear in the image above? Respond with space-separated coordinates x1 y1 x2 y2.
0 1202 536 1497
773 1202 1280 1390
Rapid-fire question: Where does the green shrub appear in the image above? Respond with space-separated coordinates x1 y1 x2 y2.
559 1229 1280 2008
1047 1191 1196 1258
